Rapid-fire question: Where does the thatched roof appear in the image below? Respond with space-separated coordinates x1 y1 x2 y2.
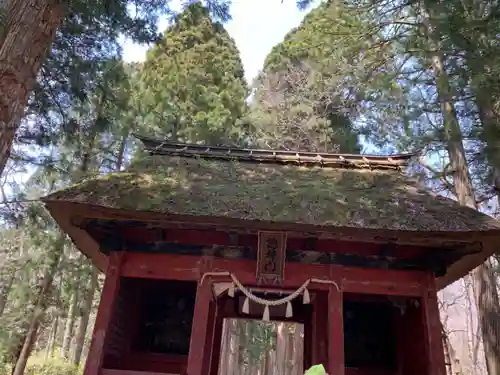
43 138 500 287
44 153 500 233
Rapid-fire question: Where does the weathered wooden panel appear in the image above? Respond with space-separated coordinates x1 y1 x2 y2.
120 253 426 297
83 252 123 375
103 278 131 367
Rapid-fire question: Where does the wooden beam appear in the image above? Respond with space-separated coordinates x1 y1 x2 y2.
88 222 463 274
341 265 424 296
120 253 426 296
186 277 214 375
118 353 187 374
45 202 107 271
83 251 123 375
342 280 422 297
88 221 432 258
101 370 178 375
423 274 447 375
53 201 493 247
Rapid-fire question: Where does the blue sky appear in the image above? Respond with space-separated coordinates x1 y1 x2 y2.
122 0 320 83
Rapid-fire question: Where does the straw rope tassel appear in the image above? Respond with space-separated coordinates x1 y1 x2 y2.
263 305 270 321
242 297 250 314
199 272 340 323
286 301 293 318
228 282 235 298
303 288 310 304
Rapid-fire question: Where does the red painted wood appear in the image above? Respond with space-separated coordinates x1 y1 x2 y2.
124 283 142 357
207 294 314 371
101 369 179 375
201 300 216 372
311 292 328 367
102 280 129 367
117 353 186 374
83 251 124 375
394 297 427 375
343 280 422 297
186 278 214 375
209 300 223 375
345 369 396 375
423 275 447 375
118 226 429 258
303 302 313 371
120 253 426 297
327 284 344 375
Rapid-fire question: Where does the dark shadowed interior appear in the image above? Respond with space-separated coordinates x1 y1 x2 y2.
133 279 196 355
344 297 398 370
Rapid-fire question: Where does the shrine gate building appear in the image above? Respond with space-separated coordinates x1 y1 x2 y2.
43 134 500 375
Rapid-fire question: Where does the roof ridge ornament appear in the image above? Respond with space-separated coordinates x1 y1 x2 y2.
133 133 420 171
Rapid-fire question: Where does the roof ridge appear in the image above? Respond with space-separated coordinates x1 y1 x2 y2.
133 133 420 170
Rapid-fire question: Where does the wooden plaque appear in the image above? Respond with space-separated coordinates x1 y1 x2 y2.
256 231 287 285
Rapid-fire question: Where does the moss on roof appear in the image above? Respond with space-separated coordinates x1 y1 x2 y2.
44 155 500 232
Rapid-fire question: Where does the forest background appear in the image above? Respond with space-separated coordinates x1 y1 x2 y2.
1 0 500 374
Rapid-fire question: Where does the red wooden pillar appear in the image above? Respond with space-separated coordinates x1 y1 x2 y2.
311 291 328 367
423 275 447 375
83 251 124 375
209 299 224 375
186 277 214 375
201 299 216 372
326 265 344 375
327 283 344 375
303 303 313 371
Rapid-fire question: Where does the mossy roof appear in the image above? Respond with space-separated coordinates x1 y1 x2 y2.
44 154 500 233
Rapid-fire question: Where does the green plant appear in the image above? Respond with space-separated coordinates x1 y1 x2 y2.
304 364 327 375
24 358 81 375
0 363 11 375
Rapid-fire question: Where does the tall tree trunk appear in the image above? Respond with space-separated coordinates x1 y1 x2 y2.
463 276 481 370
11 234 64 375
457 4 500 208
115 133 128 171
466 56 500 203
421 3 500 375
45 316 59 360
60 287 78 359
0 271 14 316
0 231 24 317
0 0 67 177
442 326 462 375
46 270 64 359
473 259 500 375
72 267 98 366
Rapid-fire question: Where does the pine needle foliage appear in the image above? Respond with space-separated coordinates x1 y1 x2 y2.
136 3 248 145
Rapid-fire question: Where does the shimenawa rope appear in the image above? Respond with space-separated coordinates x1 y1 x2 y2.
200 271 339 321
